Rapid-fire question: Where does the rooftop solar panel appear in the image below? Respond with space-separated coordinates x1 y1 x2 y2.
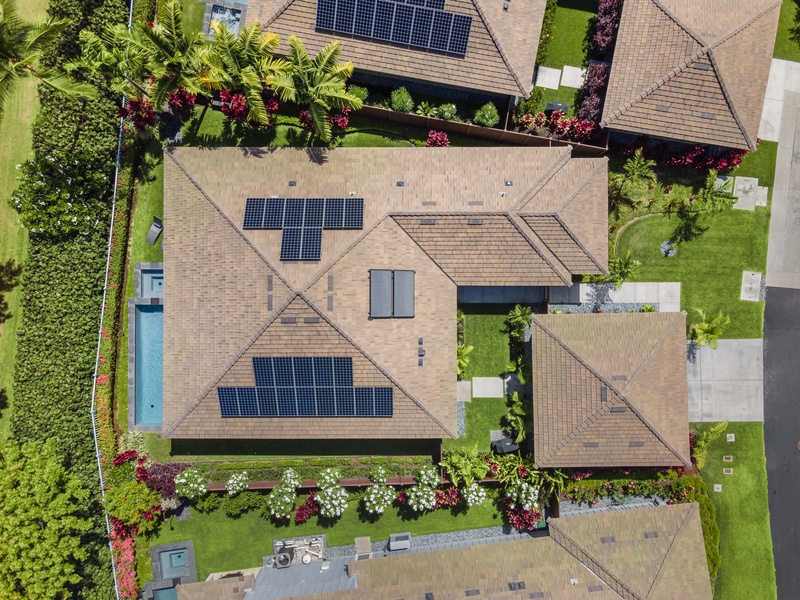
316 0 336 28
293 357 315 386
280 227 303 260
284 199 306 227
375 387 394 416
411 7 433 47
335 0 356 32
237 387 259 416
392 3 413 43
304 198 325 227
344 199 364 229
334 357 354 387
335 387 355 415
355 387 375 415
354 0 376 36
296 387 317 416
300 227 323 260
243 198 266 229
218 388 240 417
277 387 298 416
253 357 274 387
449 13 471 55
323 198 345 228
316 387 336 416
257 387 279 416
263 198 286 228
274 357 295 386
313 357 335 386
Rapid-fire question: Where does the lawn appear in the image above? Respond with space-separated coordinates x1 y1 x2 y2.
145 492 504 580
773 0 800 62
460 305 510 380
0 0 51 441
616 142 777 339
444 398 507 453
697 423 776 600
180 0 206 35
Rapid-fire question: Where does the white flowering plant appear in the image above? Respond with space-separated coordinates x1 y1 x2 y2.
505 480 539 511
362 484 395 515
264 483 297 521
416 465 440 488
317 468 341 490
281 468 302 490
226 471 249 496
315 485 349 518
369 466 387 484
461 483 487 507
406 484 437 512
175 467 208 501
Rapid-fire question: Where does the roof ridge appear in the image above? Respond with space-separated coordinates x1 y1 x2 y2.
262 0 295 27
552 157 609 214
164 149 294 293
621 312 684 392
650 0 706 45
644 502 696 597
297 293 456 438
705 50 756 151
512 146 573 212
553 214 608 274
470 0 529 96
547 517 643 600
506 214 571 284
161 293 298 437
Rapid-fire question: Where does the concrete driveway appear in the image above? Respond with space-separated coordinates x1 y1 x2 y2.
687 339 763 422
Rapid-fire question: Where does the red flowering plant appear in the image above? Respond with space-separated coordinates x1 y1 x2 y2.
298 109 315 132
144 462 192 502
110 527 139 599
426 130 450 147
167 87 197 121
433 486 461 509
118 97 157 134
503 497 542 531
295 491 320 524
570 470 593 481
329 106 351 129
113 449 139 467
219 90 250 123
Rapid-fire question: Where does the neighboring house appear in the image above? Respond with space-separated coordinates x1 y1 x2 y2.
176 503 713 599
161 146 608 441
601 0 781 151
246 0 546 98
531 312 692 468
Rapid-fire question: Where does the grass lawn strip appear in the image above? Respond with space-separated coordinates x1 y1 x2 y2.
540 0 596 70
461 306 510 380
697 423 776 600
773 0 800 62
444 398 507 453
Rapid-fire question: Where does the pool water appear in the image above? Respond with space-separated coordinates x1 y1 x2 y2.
159 549 189 579
134 305 163 426
142 269 164 298
153 587 177 600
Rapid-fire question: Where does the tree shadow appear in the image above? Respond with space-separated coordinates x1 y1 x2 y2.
670 209 709 244
0 259 23 325
790 0 800 47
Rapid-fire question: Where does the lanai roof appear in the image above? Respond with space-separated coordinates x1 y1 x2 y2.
246 0 545 96
600 0 780 150
161 146 607 440
531 312 691 468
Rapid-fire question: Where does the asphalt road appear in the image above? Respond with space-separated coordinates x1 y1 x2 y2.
763 286 800 600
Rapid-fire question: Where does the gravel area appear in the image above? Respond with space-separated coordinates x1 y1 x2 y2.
456 401 466 437
760 273 767 301
559 495 668 516
549 302 660 314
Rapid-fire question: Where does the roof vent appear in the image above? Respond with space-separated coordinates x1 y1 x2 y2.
600 536 615 544
418 348 426 357
610 406 627 413
467 218 483 225
583 442 599 448
418 358 424 366
570 579 579 586
420 218 437 225
694 62 712 71
644 531 659 539
508 581 526 591
303 317 320 324
465 591 480 597
700 112 717 120
349 190 356 196
288 181 297 186
396 181 405 187
685 40 693 54
612 375 627 381
468 200 484 206
588 585 605 592
503 2 508 9
422 201 437 206
530 593 545 599
280 317 297 324
600 386 608 402
425 594 434 600
418 337 424 345
505 180 513 186
630 441 645 447
655 105 670 112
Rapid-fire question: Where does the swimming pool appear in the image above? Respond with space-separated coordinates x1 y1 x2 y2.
134 305 163 426
141 269 164 298
159 548 190 579
152 587 177 600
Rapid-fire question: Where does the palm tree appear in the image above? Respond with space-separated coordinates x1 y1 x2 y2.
603 250 641 290
689 308 730 349
199 22 288 124
0 0 95 117
622 148 657 187
503 391 527 444
695 169 736 213
506 304 532 342
267 35 363 141
607 176 637 219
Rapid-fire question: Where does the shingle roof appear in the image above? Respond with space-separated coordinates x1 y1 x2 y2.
175 504 711 600
531 312 691 468
601 0 780 151
162 146 607 440
177 574 254 600
247 0 545 96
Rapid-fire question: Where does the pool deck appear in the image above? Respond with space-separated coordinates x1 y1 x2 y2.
143 541 198 600
129 262 165 433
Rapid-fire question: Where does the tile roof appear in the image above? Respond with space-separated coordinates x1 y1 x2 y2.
177 574 254 600
531 312 691 468
601 0 780 150
246 0 545 96
162 146 607 440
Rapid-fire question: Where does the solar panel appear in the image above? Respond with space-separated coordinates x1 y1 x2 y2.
263 198 285 228
257 387 278 416
323 198 345 228
237 387 259 416
411 7 433 47
218 388 239 417
284 199 306 227
334 357 354 386
335 387 355 415
424 0 444 9
392 3 413 43
300 227 323 260
293 357 314 386
335 0 356 32
356 387 375 415
297 387 317 416
430 11 452 51
243 198 266 229
253 357 274 387
344 199 364 228
277 387 298 416
313 357 334 386
374 0 395 39
375 387 394 416
316 0 336 28
354 0 376 35
280 227 303 260
304 198 325 227
316 387 336 415
274 357 295 386
449 13 471 55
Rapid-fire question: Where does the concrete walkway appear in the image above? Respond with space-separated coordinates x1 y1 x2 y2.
687 339 763 422
759 59 800 142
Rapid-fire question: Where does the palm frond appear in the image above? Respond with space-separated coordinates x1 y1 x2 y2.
32 68 97 100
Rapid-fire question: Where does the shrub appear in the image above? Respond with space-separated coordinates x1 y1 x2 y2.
462 483 487 507
219 90 249 122
578 63 611 123
194 493 223 513
110 531 138 600
591 0 624 55
298 109 314 132
433 486 461 509
438 103 458 120
505 480 539 511
504 497 542 531
415 101 438 117
221 490 263 518
263 484 297 522
315 484 349 518
427 130 450 147
390 87 414 112
536 0 558 66
175 467 208 500
406 484 437 512
144 462 191 501
281 468 302 490
226 471 249 496
118 97 157 132
329 106 351 129
347 84 369 102
473 102 500 127
104 480 162 536
295 492 320 523
363 484 395 515
317 468 341 490
416 465 440 487
369 466 387 484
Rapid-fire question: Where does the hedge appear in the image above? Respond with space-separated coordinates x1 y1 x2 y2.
8 0 132 597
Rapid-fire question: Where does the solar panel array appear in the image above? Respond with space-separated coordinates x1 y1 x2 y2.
243 198 364 261
218 356 393 417
316 0 472 56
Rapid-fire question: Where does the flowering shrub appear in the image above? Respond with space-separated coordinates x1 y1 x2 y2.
281 468 303 490
505 480 539 511
462 483 487 507
144 462 191 501
220 90 249 122
416 465 440 487
110 529 138 599
438 103 458 120
369 465 387 484
612 137 750 173
504 497 542 531
226 471 249 496
473 102 500 127
167 87 196 121
363 484 395 515
315 484 349 517
329 106 351 129
433 486 461 509
426 130 450 147
264 484 297 521
112 449 139 467
265 98 280 113
104 479 162 535
317 468 341 490
175 467 208 500
570 470 593 481
295 492 320 524
578 62 610 123
118 97 157 132
406 484 437 512
298 109 314 132
591 0 624 55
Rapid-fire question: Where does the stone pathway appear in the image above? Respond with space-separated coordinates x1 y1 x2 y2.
560 66 586 89
471 377 505 398
547 282 681 312
534 65 586 90
718 175 769 211
740 271 763 301
535 66 561 89
687 339 763 422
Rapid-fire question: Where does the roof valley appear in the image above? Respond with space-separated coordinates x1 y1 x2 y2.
642 503 696 597
471 0 528 95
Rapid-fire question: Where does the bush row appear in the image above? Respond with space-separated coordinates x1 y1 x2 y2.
515 0 556 117
9 0 132 598
591 0 624 57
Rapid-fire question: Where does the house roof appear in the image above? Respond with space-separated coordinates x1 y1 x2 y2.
246 0 545 96
600 0 781 151
161 146 607 440
177 574 254 600
530 312 691 468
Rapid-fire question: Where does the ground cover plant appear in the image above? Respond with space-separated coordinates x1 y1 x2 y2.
773 0 800 62
697 423 776 600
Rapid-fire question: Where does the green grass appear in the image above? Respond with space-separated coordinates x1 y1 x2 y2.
774 0 800 61
147 493 504 579
541 0 597 70
697 423 776 600
181 0 206 35
444 398 507 453
537 87 582 117
616 142 777 339
461 306 510 380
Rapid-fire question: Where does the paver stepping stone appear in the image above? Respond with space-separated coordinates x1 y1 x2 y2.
490 429 513 442
727 433 736 442
733 176 759 211
740 271 762 301
756 186 768 207
723 455 733 462
471 377 505 398
560 65 586 88
457 380 472 402
535 66 561 90
714 484 723 492
723 468 733 475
